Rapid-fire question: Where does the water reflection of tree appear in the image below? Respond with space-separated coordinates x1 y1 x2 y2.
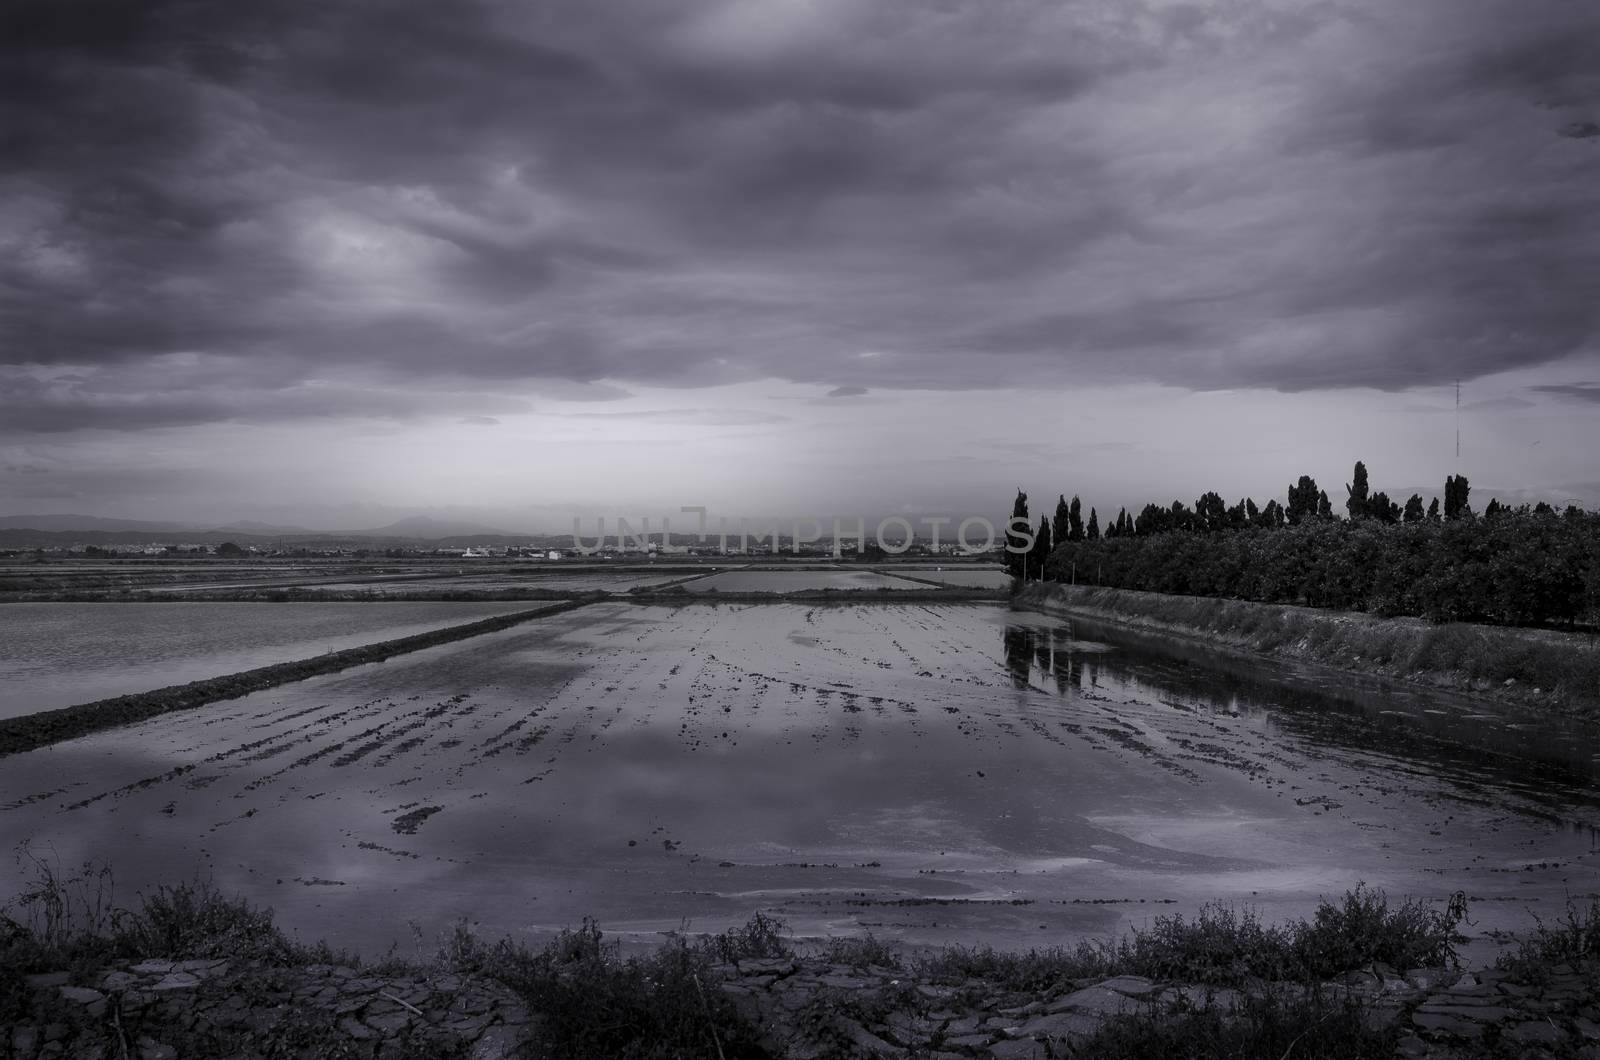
1054 635 1078 695
1003 627 1034 688
1004 625 1088 694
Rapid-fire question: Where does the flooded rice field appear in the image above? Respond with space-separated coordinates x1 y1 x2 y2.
682 569 933 592
0 601 536 718
3 598 1597 964
890 568 1013 588
293 571 699 595
1 559 1007 599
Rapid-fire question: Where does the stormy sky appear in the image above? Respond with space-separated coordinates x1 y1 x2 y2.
3 0 1597 529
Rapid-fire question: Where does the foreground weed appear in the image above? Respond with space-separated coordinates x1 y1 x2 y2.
818 931 902 970
1079 986 1399 1060
5 843 117 957
1498 896 1600 981
918 886 1463 990
112 880 299 964
1112 902 1299 983
455 917 774 1059
915 939 1118 993
1293 884 1465 975
710 910 791 963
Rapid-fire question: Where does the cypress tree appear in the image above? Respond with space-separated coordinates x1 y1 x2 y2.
1195 491 1227 531
1286 476 1319 525
1053 495 1071 550
1006 489 1030 578
1427 497 1441 522
1317 490 1333 519
1444 475 1471 520
1402 494 1425 523
1031 515 1052 581
1345 461 1369 520
1068 496 1084 542
1087 507 1100 541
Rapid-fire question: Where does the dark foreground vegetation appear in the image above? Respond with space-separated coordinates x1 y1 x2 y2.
912 885 1467 990
1007 463 1600 629
17 850 1593 1059
0 600 590 758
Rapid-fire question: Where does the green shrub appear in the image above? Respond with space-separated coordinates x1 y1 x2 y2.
1078 985 1399 1060
1293 884 1463 975
473 918 773 1060
917 941 1111 992
920 888 1463 990
818 932 901 970
710 910 790 963
111 880 299 964
1112 903 1299 983
1498 897 1600 980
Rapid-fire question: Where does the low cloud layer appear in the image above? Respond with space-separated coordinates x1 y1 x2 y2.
3 0 1598 433
1532 383 1600 404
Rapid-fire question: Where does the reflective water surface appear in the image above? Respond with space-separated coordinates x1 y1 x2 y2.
0 602 537 718
1 601 1595 964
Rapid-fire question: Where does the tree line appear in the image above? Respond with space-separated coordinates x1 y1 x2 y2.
1005 462 1600 628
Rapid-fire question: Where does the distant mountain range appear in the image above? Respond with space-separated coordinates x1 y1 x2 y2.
207 519 319 536
0 514 198 533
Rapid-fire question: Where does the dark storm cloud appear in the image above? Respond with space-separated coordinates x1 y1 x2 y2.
3 0 1597 432
0 364 532 432
1530 384 1600 404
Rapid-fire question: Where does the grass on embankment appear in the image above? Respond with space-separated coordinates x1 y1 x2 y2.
3 852 1485 1060
0 599 596 757
1019 583 1600 714
912 885 1466 990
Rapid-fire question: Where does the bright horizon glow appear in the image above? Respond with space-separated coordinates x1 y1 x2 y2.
4 365 1596 533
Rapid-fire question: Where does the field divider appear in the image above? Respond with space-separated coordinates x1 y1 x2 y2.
873 570 999 590
0 597 601 758
623 587 1007 603
627 569 727 592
